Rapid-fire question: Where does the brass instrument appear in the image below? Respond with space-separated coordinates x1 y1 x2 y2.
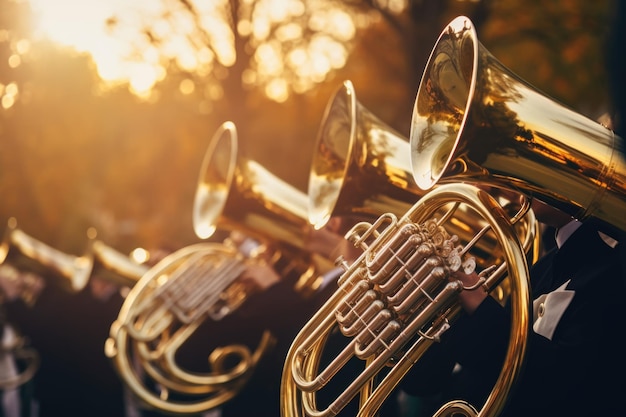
281 182 530 417
308 80 418 229
106 121 333 415
192 121 332 294
279 14 626 417
410 16 626 237
0 217 92 294
0 218 147 391
0 217 84 390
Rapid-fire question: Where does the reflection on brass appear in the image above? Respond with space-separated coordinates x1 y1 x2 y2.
106 243 276 415
281 183 530 417
108 122 338 415
193 121 332 295
410 15 626 236
308 80 418 229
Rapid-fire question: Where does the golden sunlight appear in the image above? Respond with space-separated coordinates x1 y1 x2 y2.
25 0 368 101
28 0 166 96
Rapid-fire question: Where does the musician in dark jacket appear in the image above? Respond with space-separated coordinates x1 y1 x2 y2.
400 198 626 417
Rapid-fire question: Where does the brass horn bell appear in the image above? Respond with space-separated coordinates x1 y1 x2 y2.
410 16 626 236
308 80 419 230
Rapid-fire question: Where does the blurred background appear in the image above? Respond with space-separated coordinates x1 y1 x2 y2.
1 0 616 253
0 0 620 416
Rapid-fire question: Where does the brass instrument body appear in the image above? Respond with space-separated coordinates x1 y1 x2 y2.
410 16 626 235
0 217 92 293
308 80 419 230
281 183 531 417
193 121 332 295
106 242 275 415
108 121 336 414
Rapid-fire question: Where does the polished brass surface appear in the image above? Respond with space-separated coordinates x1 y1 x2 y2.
106 242 275 415
281 183 530 417
410 16 626 235
193 121 333 295
108 121 336 414
308 80 418 229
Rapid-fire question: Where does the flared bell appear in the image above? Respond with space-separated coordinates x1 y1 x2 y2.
308 80 419 230
410 15 626 235
193 122 311 248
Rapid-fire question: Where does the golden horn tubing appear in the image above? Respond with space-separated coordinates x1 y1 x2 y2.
108 121 328 415
281 183 530 417
0 217 92 293
410 16 626 235
106 242 276 415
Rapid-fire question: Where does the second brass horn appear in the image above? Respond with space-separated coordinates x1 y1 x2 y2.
308 80 418 229
410 16 626 235
107 121 334 415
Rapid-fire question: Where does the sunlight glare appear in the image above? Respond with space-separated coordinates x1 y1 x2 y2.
265 78 289 103
24 0 369 102
255 42 284 76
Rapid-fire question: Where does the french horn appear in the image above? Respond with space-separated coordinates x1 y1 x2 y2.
280 15 622 417
105 121 335 415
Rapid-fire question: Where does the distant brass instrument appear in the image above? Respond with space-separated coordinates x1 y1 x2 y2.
0 219 147 295
85 229 149 290
106 121 334 415
0 218 147 391
0 217 92 294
